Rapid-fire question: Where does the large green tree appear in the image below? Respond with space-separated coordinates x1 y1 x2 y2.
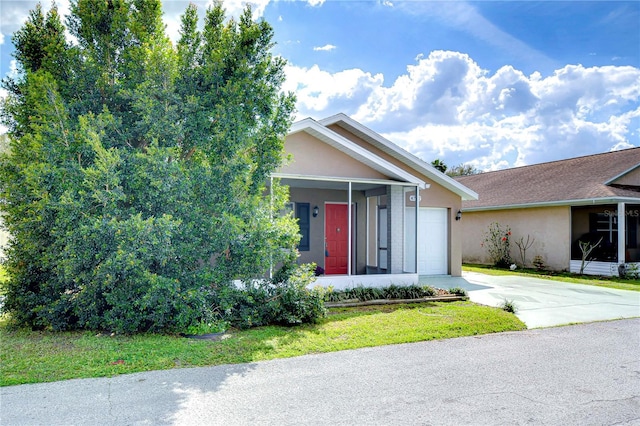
0 0 309 332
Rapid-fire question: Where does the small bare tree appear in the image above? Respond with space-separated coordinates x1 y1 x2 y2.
578 237 603 275
515 235 535 268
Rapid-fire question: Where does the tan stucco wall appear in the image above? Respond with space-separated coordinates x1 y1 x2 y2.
461 206 571 271
282 132 388 180
613 167 640 186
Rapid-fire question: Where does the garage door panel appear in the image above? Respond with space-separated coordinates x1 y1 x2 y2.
417 208 448 275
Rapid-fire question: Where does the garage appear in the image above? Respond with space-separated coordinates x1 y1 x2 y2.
405 207 448 275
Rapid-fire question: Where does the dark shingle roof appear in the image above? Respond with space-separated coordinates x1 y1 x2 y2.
456 147 640 210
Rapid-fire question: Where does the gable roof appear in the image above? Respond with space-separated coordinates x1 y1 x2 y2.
286 118 428 188
456 147 640 211
319 113 478 201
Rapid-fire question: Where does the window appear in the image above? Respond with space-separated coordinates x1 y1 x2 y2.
296 203 310 251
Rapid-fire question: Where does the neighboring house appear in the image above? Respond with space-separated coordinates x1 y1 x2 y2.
455 148 640 276
275 114 478 289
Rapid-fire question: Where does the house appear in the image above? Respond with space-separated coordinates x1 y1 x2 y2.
274 114 478 289
455 148 640 276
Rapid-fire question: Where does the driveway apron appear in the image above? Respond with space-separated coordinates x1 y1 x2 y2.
459 272 640 328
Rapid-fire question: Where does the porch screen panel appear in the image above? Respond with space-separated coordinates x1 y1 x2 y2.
627 205 640 262
367 197 378 267
379 207 388 270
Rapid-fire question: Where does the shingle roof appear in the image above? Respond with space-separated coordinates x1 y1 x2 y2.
456 147 640 210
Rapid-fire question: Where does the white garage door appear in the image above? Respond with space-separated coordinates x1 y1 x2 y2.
405 207 448 275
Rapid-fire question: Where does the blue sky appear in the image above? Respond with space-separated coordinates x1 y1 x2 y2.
1 0 639 170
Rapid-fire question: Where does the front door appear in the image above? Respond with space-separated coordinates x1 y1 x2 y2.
325 203 349 274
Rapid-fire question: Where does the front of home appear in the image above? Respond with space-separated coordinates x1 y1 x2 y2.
274 114 477 288
456 148 640 276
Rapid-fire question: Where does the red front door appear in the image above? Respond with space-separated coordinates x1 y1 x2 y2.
325 203 349 275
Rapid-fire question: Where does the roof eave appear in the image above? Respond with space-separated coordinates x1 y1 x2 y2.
318 114 479 201
462 196 640 212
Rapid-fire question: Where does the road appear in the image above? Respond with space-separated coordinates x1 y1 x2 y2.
2 318 639 425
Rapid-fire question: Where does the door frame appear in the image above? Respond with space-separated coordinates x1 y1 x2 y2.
324 201 356 275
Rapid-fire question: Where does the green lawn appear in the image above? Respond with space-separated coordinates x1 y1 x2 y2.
463 264 640 292
0 301 525 386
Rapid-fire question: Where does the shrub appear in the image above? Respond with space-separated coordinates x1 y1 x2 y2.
532 255 546 271
482 222 513 268
514 234 535 268
448 287 468 297
500 299 518 313
324 285 439 302
0 2 300 333
216 263 325 329
619 263 640 279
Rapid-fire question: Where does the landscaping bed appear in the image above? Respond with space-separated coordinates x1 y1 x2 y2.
325 294 467 308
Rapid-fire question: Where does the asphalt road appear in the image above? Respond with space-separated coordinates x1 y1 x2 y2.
2 318 639 425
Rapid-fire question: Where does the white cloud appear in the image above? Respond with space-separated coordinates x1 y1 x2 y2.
287 51 640 170
283 64 383 119
216 0 271 20
0 33 4 45
313 44 336 52
307 0 326 6
1 0 71 39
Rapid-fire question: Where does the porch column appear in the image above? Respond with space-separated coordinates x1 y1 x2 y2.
388 185 404 274
415 186 419 274
348 181 352 276
618 202 626 264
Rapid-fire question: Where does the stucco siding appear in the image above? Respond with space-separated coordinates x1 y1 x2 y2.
612 167 640 186
461 207 571 271
282 132 389 180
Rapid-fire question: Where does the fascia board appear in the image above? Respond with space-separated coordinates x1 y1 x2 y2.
272 173 428 187
462 196 640 212
319 114 478 200
289 119 428 189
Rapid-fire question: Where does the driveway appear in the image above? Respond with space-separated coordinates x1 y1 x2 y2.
428 272 640 328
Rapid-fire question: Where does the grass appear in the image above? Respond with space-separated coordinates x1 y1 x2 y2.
463 264 640 292
0 301 525 386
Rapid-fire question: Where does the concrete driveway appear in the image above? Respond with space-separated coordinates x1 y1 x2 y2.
428 272 640 328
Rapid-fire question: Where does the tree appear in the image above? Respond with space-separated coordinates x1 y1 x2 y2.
431 159 447 173
446 163 480 177
0 0 314 333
